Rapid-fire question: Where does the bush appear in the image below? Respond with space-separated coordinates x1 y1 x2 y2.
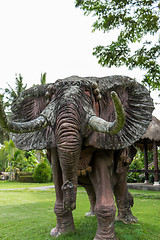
127 172 144 183
127 152 144 183
33 162 52 183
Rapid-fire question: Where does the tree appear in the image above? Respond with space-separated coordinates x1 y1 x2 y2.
3 73 27 110
40 72 47 85
0 74 27 144
1 73 46 111
0 140 38 173
0 95 9 144
32 73 47 87
75 0 160 91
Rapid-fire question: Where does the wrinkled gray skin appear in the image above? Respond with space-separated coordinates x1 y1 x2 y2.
0 76 154 240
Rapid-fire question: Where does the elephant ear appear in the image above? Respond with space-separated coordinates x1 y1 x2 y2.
85 76 154 150
10 84 56 151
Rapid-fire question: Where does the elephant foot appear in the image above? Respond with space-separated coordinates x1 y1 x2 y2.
62 180 76 211
50 226 61 238
94 205 117 240
50 224 75 238
93 224 117 240
85 210 95 217
115 210 138 224
53 203 75 237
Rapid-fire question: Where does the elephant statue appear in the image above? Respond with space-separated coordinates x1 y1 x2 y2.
0 75 154 240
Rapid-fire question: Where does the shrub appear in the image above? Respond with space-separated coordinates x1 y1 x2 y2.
33 162 52 183
127 172 145 183
127 152 144 183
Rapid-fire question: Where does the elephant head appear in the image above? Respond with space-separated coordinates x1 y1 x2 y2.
0 75 154 210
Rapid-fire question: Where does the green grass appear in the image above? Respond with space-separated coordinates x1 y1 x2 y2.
0 182 160 240
0 180 54 189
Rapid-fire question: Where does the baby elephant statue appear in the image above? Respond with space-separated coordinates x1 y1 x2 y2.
0 75 154 240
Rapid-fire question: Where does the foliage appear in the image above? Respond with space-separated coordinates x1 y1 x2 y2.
0 140 16 175
32 72 47 87
127 148 160 183
0 74 27 144
0 143 7 172
147 148 160 183
75 0 160 91
40 72 47 85
35 149 50 165
0 125 9 145
2 73 27 110
22 151 38 173
0 94 10 144
33 162 52 183
127 151 145 183
0 186 160 240
0 140 38 173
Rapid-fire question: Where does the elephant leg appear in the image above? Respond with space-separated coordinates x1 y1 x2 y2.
50 148 75 237
89 150 116 240
83 184 96 217
114 171 137 224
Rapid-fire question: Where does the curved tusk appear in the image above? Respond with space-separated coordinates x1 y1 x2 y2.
0 99 48 133
88 91 125 135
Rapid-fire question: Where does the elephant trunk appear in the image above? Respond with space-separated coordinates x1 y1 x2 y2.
55 103 82 211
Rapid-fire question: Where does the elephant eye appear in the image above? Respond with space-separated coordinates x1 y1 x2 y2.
84 86 90 92
85 87 91 97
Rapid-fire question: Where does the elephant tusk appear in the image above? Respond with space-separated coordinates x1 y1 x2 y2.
0 99 48 133
88 91 125 135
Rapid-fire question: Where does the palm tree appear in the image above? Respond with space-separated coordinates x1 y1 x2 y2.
32 73 47 87
4 73 27 109
0 74 27 144
40 72 47 85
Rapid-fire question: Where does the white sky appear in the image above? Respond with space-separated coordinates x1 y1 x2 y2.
0 0 159 118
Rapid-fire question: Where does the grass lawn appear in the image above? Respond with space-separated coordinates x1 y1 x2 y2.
0 182 160 240
0 180 54 189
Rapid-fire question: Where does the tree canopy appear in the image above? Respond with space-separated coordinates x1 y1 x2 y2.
75 0 160 91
